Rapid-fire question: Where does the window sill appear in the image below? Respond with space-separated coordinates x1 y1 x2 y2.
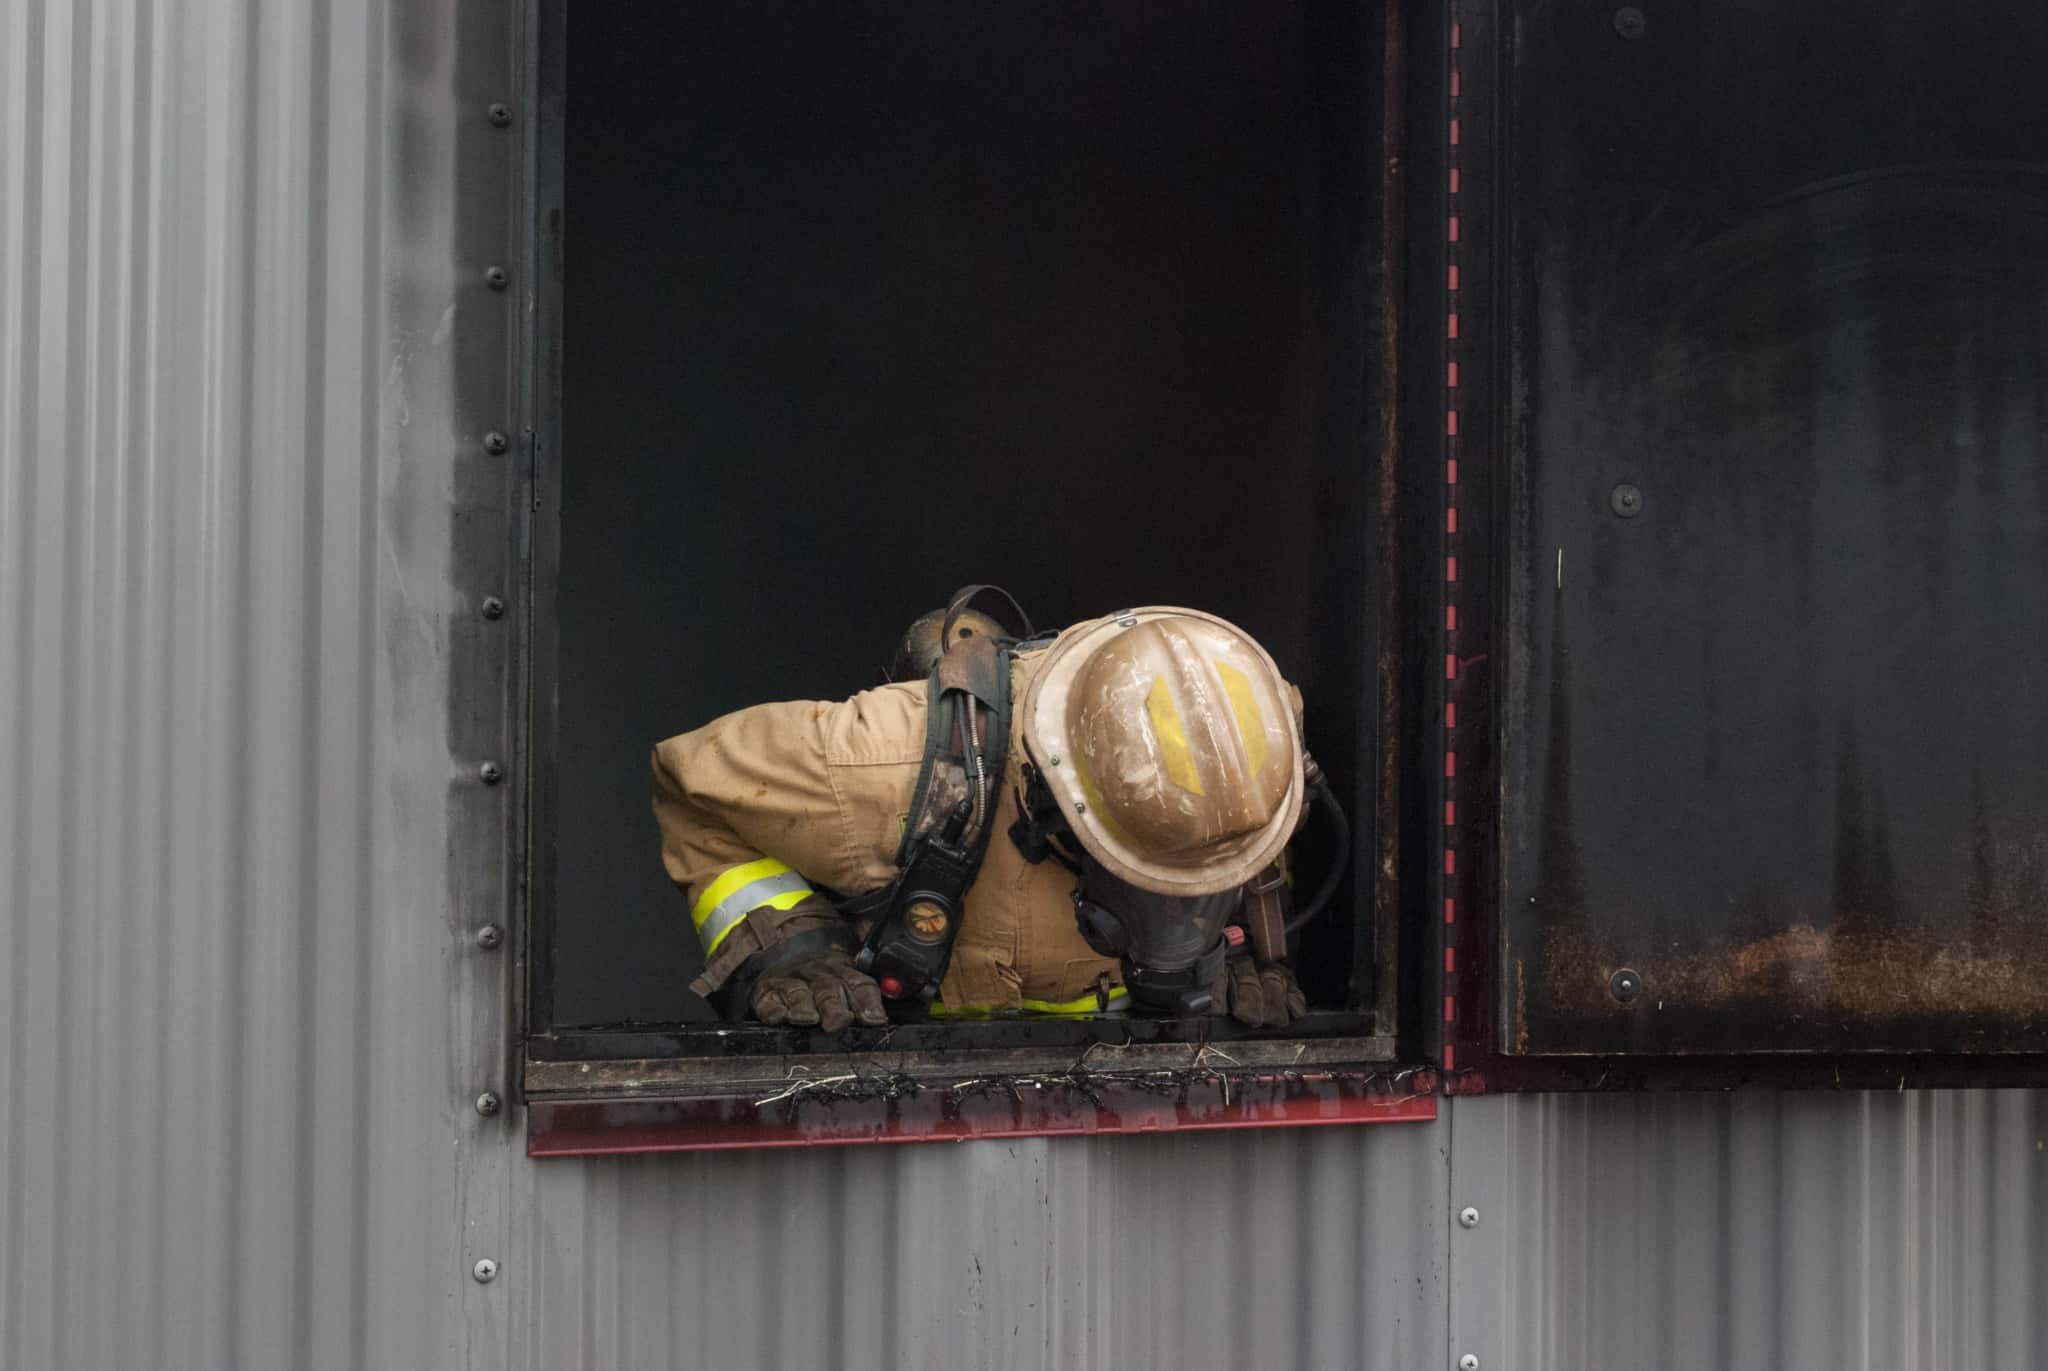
523 1035 1432 1154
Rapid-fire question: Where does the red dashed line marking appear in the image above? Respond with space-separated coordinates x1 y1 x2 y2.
1443 6 1463 1079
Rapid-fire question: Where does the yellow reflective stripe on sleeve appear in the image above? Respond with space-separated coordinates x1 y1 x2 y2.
930 989 1130 1019
690 858 815 955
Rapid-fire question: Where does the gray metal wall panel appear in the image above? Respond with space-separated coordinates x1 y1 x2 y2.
509 1122 1450 1371
0 0 517 1366
1449 1091 2048 1371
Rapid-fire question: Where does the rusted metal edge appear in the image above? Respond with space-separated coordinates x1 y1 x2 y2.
527 1062 1438 1155
525 1034 1400 1098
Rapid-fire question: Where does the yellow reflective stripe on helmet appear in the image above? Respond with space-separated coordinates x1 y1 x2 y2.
1145 675 1206 796
930 989 1130 1019
1213 659 1269 775
690 858 814 955
1068 751 1134 848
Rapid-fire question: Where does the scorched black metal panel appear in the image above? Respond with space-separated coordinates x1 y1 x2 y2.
1500 1 2048 1055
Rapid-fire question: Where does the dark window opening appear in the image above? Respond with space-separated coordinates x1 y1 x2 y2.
526 0 1413 1109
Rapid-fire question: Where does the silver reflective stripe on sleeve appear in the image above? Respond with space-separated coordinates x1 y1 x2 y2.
691 859 815 954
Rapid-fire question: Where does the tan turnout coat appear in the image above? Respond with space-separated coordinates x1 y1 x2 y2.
652 639 1121 1011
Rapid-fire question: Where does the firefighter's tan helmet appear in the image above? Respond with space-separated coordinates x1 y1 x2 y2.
1022 608 1303 895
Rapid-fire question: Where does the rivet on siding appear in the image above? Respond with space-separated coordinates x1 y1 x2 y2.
485 266 509 291
483 430 510 456
1458 1206 1480 1229
1610 483 1643 518
473 1258 499 1284
475 924 505 950
1610 967 1643 1003
476 1091 503 1117
1613 7 1647 39
1459 1356 1481 1371
481 596 506 620
487 102 513 127
480 761 504 785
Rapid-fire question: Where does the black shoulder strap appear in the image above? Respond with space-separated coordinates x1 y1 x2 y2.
898 632 1010 863
849 633 1012 1003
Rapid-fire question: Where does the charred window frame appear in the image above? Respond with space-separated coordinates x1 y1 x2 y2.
511 1 1441 1152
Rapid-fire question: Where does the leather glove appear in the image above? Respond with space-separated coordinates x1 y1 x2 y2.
1211 954 1308 1028
749 949 888 1032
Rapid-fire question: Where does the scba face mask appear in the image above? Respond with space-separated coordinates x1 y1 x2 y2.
1070 858 1242 1015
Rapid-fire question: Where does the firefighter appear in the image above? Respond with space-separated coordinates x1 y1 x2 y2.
651 605 1314 1031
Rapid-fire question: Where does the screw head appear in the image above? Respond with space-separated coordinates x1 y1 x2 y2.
480 761 504 785
1459 1206 1480 1229
1460 1356 1481 1371
487 102 513 127
483 430 510 455
476 1090 503 1117
1613 6 1647 39
484 266 509 290
1610 482 1644 518
481 596 506 620
475 924 505 950
1610 967 1643 1003
473 1258 498 1284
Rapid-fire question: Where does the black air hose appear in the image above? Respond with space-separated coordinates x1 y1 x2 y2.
1283 767 1350 937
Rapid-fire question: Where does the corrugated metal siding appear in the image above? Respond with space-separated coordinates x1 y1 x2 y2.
0 0 507 1366
510 1126 1449 1371
1450 1092 2048 1371
4 2 2047 1369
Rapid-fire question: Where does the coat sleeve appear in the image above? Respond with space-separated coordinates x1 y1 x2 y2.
654 685 932 995
651 697 862 994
